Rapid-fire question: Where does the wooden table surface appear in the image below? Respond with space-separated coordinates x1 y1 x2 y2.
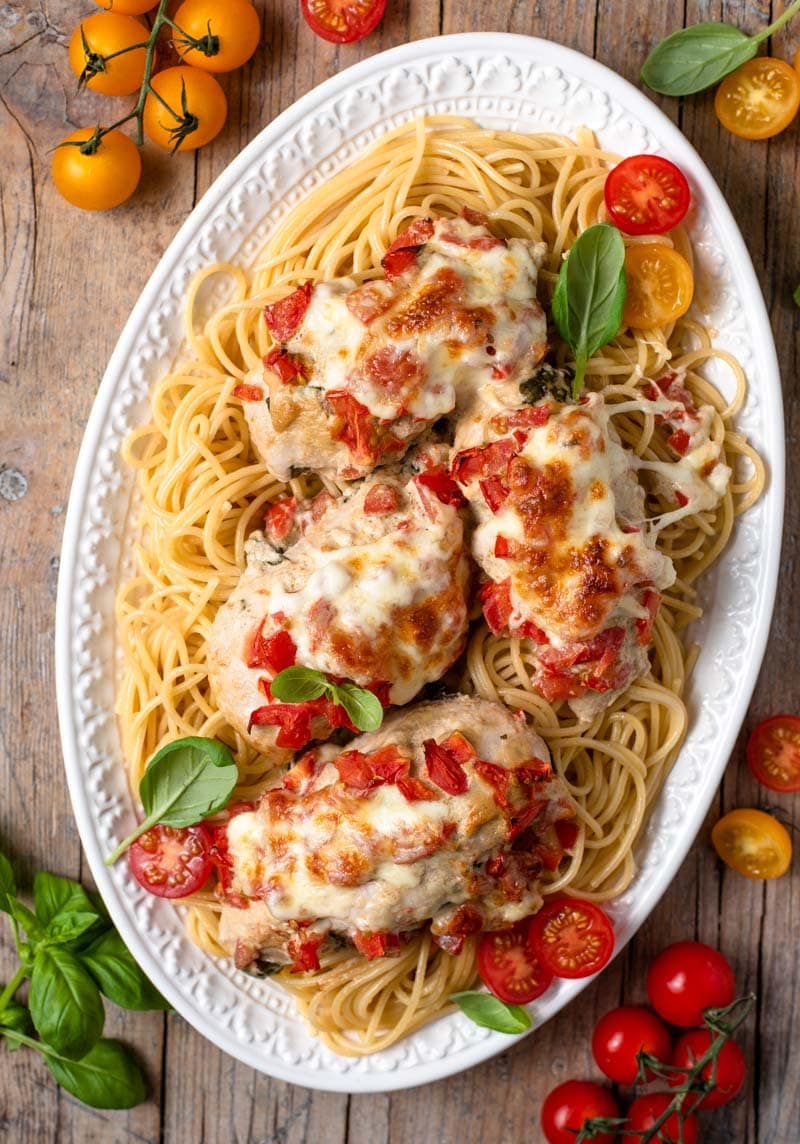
1 1 798 1141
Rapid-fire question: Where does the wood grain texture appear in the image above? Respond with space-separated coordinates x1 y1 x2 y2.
1 0 798 1140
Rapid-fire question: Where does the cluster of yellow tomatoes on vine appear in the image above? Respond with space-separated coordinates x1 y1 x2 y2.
52 0 261 211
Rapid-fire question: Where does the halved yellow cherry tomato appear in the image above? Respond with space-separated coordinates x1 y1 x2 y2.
711 808 792 880
715 57 800 140
622 244 694 329
68 12 148 97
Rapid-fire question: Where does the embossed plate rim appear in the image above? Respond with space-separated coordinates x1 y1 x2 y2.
56 33 784 1092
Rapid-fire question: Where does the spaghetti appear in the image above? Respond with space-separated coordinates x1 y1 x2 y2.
115 118 764 1054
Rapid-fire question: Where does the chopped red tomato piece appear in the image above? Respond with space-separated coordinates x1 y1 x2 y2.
423 738 470 795
555 819 580 850
247 625 297 673
335 744 411 795
248 702 312 748
264 347 306 384
264 496 297 544
472 758 511 810
494 536 511 558
385 218 435 256
668 428 691 455
352 930 401 959
491 404 551 433
479 475 509 512
364 345 423 392
451 437 517 484
232 383 263 402
363 483 399 515
414 467 467 507
635 589 661 646
381 248 418 280
480 578 513 635
264 283 312 342
287 928 325 973
438 731 477 765
397 775 439 802
326 391 405 466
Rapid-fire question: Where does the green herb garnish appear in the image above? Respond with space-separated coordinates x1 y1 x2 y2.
450 990 532 1034
270 667 384 733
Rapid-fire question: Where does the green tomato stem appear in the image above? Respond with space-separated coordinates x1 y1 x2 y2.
104 811 159 867
754 0 800 44
0 966 27 1014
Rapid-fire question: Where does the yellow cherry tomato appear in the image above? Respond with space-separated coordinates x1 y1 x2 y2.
715 57 800 140
68 12 148 97
622 243 694 329
172 0 261 74
711 808 792 880
143 66 227 152
51 128 141 211
93 0 159 12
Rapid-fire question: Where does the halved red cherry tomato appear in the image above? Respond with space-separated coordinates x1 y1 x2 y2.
669 1029 747 1110
528 897 614 979
128 823 213 898
300 0 386 44
715 57 800 141
646 941 735 1027
591 1005 673 1084
625 1092 698 1144
747 714 800 792
541 1080 619 1144
711 808 792 880
477 923 553 1004
604 155 691 236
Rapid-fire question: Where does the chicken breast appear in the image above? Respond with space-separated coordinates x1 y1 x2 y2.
451 382 677 719
217 696 575 970
207 460 471 764
235 209 547 481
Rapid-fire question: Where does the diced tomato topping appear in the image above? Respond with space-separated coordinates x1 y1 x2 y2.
384 218 435 256
209 803 256 907
381 248 418 280
535 669 586 702
479 475 509 513
518 619 549 644
326 391 405 466
364 345 424 393
232 383 263 402
287 927 325 973
433 903 485 955
494 535 511 558
460 205 491 229
668 428 691 455
247 625 298 674
264 495 297 544
438 731 477 765
367 680 392 708
282 750 317 793
675 489 689 507
414 467 467 507
311 490 336 520
451 437 517 485
264 347 307 384
555 819 580 850
363 483 400 515
636 589 662 646
263 283 312 342
423 738 469 796
335 744 411 795
473 758 511 809
479 578 513 635
345 282 393 324
396 776 439 802
248 703 312 748
352 930 401 960
491 404 551 433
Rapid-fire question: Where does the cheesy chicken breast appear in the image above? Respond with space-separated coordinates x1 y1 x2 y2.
234 209 548 480
216 696 576 971
207 460 471 765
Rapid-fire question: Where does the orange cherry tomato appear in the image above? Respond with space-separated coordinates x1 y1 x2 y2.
93 0 158 12
715 57 800 140
622 244 694 329
68 12 148 97
51 128 141 211
172 0 261 73
711 808 792 880
142 66 227 152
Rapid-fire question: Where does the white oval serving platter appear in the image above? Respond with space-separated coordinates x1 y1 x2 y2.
56 33 784 1093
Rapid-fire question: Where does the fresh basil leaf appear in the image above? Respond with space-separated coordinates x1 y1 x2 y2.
0 850 16 914
81 930 169 1011
641 23 757 95
331 683 384 732
29 946 104 1059
8 898 44 943
450 990 532 1034
551 223 626 398
43 1038 147 1110
0 1002 35 1051
45 911 103 947
106 736 238 864
794 284 800 307
34 871 99 927
269 666 329 703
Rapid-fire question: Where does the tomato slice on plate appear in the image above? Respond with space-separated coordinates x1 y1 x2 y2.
477 923 553 1004
604 155 690 236
528 897 614 979
129 823 213 898
711 808 792 879
715 57 800 141
747 714 800 792
622 243 694 329
300 0 386 44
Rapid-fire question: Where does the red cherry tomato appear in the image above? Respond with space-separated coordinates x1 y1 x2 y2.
128 823 213 898
604 154 691 236
625 1092 699 1144
646 941 736 1027
670 1028 747 1110
300 0 386 44
541 1080 619 1144
591 1005 673 1085
747 714 800 792
528 897 615 979
477 923 553 1004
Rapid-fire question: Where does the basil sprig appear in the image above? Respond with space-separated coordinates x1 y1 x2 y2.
551 223 627 400
450 990 532 1034
0 847 167 1109
105 735 239 865
641 0 800 96
270 666 384 733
